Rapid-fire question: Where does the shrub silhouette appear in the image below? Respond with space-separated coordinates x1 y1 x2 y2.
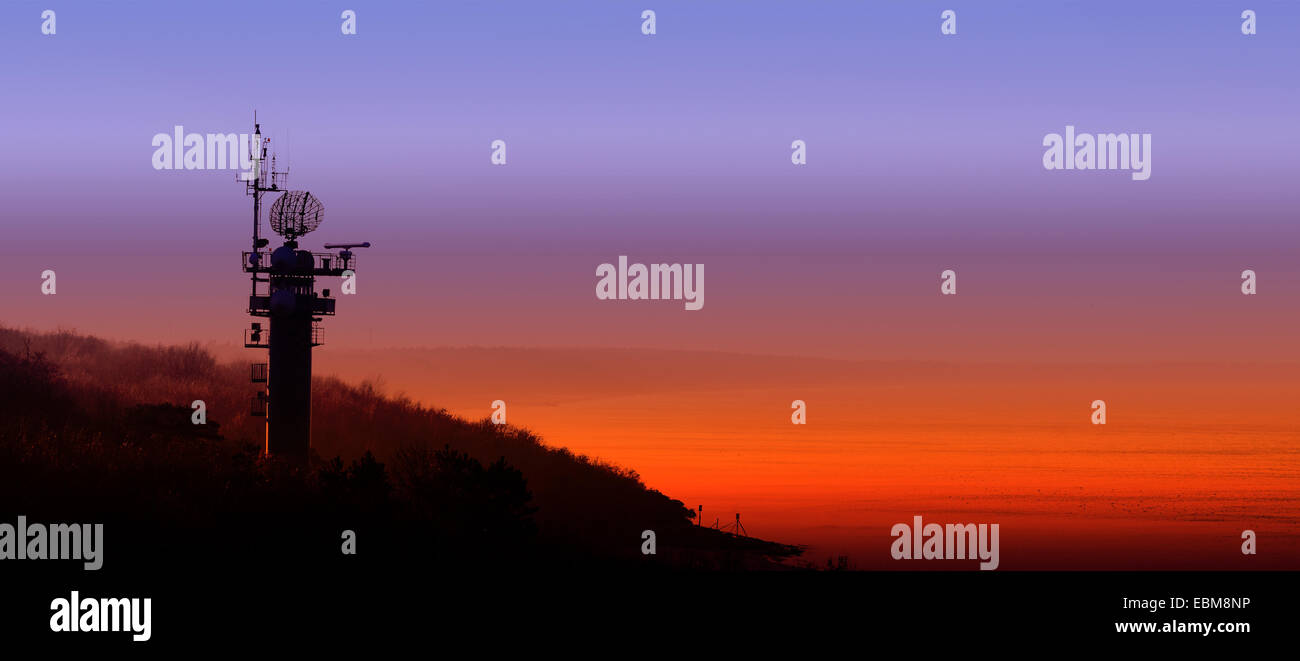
392 444 537 552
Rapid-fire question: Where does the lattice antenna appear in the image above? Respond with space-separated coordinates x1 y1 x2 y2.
269 191 325 241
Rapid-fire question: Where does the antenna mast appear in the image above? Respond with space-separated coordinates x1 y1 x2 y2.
242 112 288 296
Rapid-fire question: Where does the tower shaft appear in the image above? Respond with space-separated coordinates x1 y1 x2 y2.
266 275 315 461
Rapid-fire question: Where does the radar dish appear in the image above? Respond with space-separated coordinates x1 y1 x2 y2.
269 191 325 240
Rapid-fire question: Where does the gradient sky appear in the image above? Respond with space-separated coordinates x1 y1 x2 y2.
2 1 1298 568
2 0 1298 358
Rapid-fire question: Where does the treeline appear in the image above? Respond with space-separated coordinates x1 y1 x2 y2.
0 326 801 571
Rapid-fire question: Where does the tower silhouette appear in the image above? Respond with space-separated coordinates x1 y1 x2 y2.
240 118 369 464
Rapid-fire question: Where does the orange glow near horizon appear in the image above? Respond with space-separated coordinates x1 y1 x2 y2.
7 252 1299 570
333 353 1300 571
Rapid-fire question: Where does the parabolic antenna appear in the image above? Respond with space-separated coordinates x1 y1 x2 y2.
269 191 325 240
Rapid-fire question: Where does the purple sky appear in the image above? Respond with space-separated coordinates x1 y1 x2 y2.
1 1 1297 356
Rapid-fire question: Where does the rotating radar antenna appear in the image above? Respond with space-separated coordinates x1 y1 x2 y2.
269 191 325 241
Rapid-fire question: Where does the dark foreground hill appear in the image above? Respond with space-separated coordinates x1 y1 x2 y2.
0 326 802 573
